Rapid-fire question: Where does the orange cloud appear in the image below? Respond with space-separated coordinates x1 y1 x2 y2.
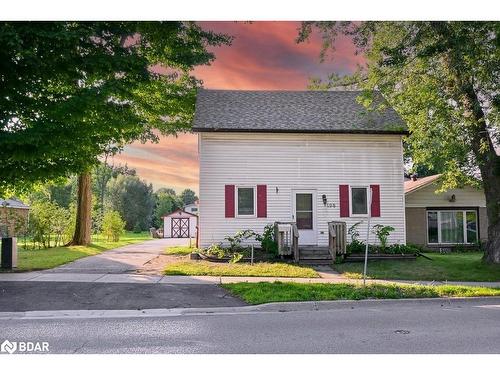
119 22 363 193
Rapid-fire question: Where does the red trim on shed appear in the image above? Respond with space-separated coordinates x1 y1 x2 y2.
225 185 235 218
257 185 267 218
370 184 381 217
339 185 349 217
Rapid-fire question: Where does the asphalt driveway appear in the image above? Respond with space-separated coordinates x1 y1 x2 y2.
0 238 247 312
44 238 189 274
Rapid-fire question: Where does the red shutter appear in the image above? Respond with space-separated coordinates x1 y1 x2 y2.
225 185 235 218
370 184 381 217
257 185 267 218
339 185 349 217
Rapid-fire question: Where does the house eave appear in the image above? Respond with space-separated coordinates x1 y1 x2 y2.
192 127 409 136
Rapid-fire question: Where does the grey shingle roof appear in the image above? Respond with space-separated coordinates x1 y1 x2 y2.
192 90 407 134
0 198 30 209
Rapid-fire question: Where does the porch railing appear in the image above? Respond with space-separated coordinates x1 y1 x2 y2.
328 221 347 262
274 221 299 262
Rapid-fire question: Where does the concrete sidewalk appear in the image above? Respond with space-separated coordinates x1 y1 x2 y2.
1 271 499 287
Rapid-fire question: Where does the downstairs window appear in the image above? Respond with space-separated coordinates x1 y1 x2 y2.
426 209 478 245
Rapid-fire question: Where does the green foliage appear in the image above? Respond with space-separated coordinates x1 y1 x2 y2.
204 243 227 259
224 229 256 252
348 221 362 242
27 201 72 248
346 240 366 254
0 22 231 196
153 190 182 227
254 224 278 256
371 224 395 250
107 175 155 231
300 21 500 261
102 211 125 242
179 188 198 207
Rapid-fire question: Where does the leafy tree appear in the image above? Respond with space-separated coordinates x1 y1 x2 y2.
156 187 177 196
153 191 182 227
102 210 125 242
0 22 231 245
107 175 155 231
299 22 500 263
179 188 198 207
92 157 136 231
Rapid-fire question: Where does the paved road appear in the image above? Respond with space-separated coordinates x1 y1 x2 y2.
1 298 499 354
44 238 189 274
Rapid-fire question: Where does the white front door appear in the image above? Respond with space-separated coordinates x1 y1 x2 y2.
292 190 317 245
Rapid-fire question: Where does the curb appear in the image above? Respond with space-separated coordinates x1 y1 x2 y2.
1 296 499 321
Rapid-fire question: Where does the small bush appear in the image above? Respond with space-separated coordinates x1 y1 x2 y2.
372 224 395 251
255 224 278 256
102 211 125 242
133 222 142 233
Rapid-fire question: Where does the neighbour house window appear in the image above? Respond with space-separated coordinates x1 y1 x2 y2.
350 187 368 216
236 186 255 217
426 210 478 245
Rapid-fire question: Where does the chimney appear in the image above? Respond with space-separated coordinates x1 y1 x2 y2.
411 174 418 181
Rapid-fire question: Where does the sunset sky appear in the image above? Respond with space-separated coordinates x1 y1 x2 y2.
112 22 363 193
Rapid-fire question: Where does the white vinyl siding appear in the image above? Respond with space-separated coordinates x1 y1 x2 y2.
198 132 406 248
405 183 486 208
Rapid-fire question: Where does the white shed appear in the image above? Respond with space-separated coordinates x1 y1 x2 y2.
162 209 198 238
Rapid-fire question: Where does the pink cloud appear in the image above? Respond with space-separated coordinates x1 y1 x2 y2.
119 22 362 193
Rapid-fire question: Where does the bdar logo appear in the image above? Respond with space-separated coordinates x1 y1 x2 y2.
1 340 17 354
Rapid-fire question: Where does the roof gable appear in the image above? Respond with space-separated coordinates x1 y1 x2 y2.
404 175 441 195
193 89 407 135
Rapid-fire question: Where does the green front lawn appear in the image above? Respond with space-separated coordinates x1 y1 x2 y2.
7 231 151 272
223 281 500 305
164 246 197 256
335 253 500 282
164 260 319 278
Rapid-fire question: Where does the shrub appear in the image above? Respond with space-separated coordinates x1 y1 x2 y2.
254 224 278 256
346 240 366 254
371 224 395 251
224 229 255 251
133 222 142 233
102 211 125 242
204 243 226 259
384 243 422 254
27 201 71 248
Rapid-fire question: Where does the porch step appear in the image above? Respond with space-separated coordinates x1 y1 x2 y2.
299 259 333 265
300 250 331 256
299 254 332 260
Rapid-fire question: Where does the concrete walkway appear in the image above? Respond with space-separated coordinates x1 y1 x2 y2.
42 238 190 274
1 271 499 287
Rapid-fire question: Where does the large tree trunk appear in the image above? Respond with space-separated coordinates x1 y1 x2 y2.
462 85 500 263
432 22 500 263
69 171 92 246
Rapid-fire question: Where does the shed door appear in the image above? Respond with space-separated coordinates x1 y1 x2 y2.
171 218 190 238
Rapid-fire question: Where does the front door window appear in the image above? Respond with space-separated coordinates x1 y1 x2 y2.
295 193 313 229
